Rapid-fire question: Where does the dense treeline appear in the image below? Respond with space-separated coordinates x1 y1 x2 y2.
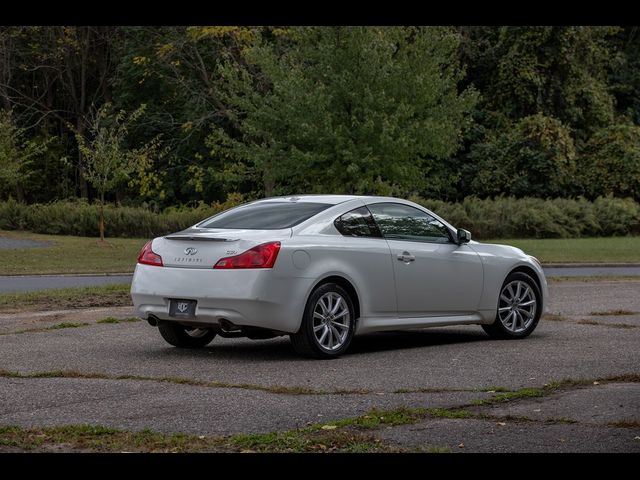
0 26 639 209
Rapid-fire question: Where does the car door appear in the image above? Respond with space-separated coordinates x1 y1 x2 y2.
367 202 483 318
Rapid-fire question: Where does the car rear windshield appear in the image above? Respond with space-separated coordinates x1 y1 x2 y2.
197 202 332 230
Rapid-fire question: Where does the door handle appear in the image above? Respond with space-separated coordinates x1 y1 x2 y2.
397 252 415 262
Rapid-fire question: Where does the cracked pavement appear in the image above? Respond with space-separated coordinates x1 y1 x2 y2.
0 280 638 452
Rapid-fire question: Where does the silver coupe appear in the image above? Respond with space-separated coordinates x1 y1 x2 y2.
131 195 548 358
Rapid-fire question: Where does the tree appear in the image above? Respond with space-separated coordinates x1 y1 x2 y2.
579 124 640 199
0 110 50 201
75 104 161 241
458 26 619 140
469 113 577 198
209 26 478 198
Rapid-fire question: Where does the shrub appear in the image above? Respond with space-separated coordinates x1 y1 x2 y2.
0 194 638 240
411 195 640 239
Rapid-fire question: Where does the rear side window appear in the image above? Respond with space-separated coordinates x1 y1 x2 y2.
198 202 332 230
334 207 382 237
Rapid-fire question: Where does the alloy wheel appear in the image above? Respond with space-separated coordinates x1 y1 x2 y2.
312 292 351 350
498 280 537 333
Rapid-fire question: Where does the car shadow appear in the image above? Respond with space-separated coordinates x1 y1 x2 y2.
155 327 513 362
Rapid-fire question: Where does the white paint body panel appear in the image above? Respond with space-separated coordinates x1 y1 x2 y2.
130 195 548 335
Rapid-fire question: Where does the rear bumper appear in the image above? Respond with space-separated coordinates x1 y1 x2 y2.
130 264 312 333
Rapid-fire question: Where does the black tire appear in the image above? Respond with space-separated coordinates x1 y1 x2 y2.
482 271 542 339
157 321 217 348
290 283 356 359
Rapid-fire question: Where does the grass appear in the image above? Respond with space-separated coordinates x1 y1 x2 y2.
0 424 403 453
0 229 145 275
589 309 635 316
1 229 639 275
327 407 427 429
0 424 225 453
1 319 143 336
548 275 640 283
543 313 637 329
45 322 89 330
425 408 473 419
607 420 640 429
485 236 640 263
0 284 131 312
473 388 548 405
96 316 140 324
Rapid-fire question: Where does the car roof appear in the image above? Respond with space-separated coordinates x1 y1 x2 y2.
255 195 404 206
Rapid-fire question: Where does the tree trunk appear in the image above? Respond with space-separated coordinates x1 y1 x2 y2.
263 167 275 197
77 118 89 199
15 184 25 203
99 191 105 242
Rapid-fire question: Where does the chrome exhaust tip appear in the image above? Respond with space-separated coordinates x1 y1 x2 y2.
147 315 158 327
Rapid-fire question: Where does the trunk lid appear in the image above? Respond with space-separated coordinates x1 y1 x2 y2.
152 227 291 269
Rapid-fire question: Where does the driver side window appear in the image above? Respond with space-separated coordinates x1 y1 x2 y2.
367 203 452 244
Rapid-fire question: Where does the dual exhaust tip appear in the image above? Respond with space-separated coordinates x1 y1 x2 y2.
146 315 237 333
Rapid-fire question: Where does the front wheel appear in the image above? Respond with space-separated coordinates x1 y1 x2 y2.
157 321 217 348
290 283 356 359
482 272 542 339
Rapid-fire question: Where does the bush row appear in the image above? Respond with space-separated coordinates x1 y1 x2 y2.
411 196 640 239
0 195 639 239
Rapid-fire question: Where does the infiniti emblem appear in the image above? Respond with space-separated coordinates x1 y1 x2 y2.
184 247 198 256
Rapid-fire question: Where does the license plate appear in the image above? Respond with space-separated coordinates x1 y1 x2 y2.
169 299 197 318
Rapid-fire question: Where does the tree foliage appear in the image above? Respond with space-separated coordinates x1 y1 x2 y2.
75 104 163 240
210 26 477 197
0 25 639 209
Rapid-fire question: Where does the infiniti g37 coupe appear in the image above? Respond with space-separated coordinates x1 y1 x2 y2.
131 195 548 358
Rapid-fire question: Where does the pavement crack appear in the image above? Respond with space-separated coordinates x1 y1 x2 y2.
0 369 367 396
543 314 638 329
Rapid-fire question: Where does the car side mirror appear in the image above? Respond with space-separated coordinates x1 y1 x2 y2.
456 228 471 245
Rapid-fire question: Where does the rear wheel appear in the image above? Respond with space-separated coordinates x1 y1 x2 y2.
482 272 542 339
290 283 356 359
157 322 217 348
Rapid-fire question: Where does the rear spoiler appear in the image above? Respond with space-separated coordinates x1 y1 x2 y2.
164 235 238 242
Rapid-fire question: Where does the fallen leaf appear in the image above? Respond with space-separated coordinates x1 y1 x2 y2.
321 425 337 430
487 390 496 393
634 436 640 441
240 449 256 453
593 381 600 385
496 422 506 426
533 409 541 412
458 443 464 448
198 435 205 439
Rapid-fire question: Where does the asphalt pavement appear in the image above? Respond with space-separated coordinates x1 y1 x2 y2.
0 280 638 452
0 274 133 293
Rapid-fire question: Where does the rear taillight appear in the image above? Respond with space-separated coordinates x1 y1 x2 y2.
137 240 163 267
214 241 281 269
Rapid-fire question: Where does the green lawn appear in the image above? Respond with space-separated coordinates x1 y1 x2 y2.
0 230 639 275
484 237 640 264
0 230 146 275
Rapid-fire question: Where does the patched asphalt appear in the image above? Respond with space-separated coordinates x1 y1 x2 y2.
0 238 51 250
0 275 132 293
0 280 638 452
